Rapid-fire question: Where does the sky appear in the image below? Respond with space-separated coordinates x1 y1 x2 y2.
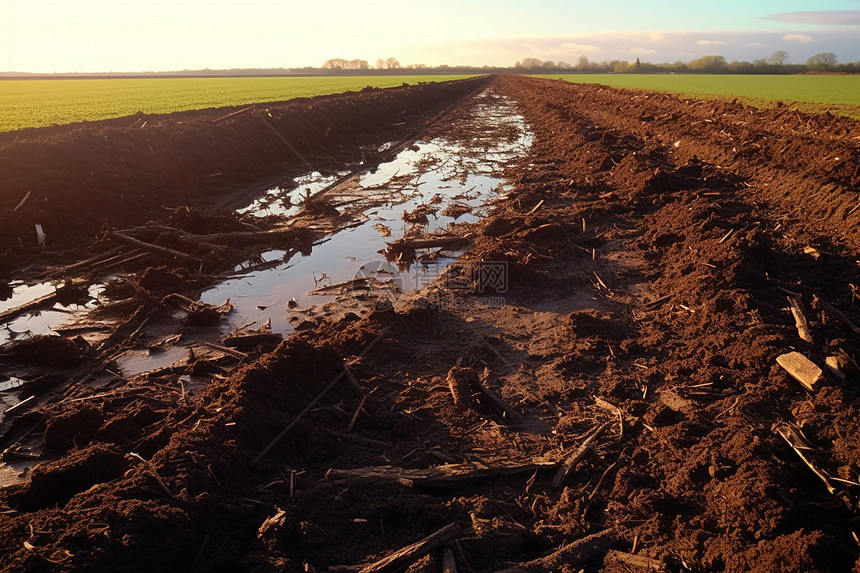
1 0 859 72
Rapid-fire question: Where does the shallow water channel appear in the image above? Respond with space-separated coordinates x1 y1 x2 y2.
0 89 532 379
200 90 532 337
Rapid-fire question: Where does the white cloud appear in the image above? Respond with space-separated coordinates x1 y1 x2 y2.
748 42 763 47
783 33 814 43
631 47 658 55
560 42 602 53
697 40 725 45
766 10 860 26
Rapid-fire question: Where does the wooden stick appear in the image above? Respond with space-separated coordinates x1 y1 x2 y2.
3 395 35 415
213 106 254 123
327 461 558 489
90 251 150 271
44 246 125 277
552 423 608 489
587 450 624 501
358 523 462 573
162 292 210 312
150 228 234 254
347 391 371 432
309 276 370 295
528 199 544 214
605 550 667 572
475 382 523 422
200 341 248 359
787 295 813 343
718 228 735 244
520 529 615 571
13 190 31 212
644 295 671 309
108 230 200 263
386 235 469 251
222 332 283 348
143 224 302 245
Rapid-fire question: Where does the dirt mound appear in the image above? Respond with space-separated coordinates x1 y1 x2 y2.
0 77 491 252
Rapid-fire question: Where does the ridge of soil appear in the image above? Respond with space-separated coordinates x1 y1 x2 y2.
1 75 859 572
0 75 491 269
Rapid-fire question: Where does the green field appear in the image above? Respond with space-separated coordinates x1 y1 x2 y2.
537 74 860 119
0 75 474 132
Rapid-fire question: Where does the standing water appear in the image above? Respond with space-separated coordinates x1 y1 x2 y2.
200 90 532 335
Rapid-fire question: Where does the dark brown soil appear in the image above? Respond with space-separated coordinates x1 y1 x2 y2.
1 74 859 572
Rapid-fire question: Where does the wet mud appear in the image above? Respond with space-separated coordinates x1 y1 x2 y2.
1 74 859 572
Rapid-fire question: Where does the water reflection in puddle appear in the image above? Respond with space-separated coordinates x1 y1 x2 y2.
0 90 532 369
0 283 105 344
116 346 190 376
202 90 532 335
237 172 346 219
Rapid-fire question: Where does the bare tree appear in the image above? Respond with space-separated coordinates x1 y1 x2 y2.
576 55 591 71
688 55 727 72
767 50 789 65
322 58 347 70
385 57 401 69
376 59 385 70
518 57 544 69
807 52 838 71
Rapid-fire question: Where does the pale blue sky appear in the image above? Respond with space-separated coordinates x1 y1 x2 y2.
1 0 858 72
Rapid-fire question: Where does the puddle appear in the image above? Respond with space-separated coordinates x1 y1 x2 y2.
0 283 105 345
203 89 532 335
0 377 25 392
0 460 33 488
237 172 347 219
1 89 531 375
0 281 55 314
116 346 191 376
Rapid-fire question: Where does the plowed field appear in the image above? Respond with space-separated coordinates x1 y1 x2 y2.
1 74 859 572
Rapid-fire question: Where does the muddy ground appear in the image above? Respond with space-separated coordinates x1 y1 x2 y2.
1 74 859 572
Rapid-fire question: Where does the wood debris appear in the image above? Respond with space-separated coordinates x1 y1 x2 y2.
326 460 558 490
552 423 608 489
604 550 668 571
519 529 616 571
776 352 823 391
786 294 813 343
348 523 462 573
775 424 837 495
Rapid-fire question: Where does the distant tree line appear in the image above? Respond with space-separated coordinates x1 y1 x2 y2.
513 51 858 74
10 51 855 81
322 57 410 70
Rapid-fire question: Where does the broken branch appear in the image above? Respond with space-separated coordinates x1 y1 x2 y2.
552 423 608 489
108 230 200 263
787 294 813 343
520 529 616 571
357 522 462 573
